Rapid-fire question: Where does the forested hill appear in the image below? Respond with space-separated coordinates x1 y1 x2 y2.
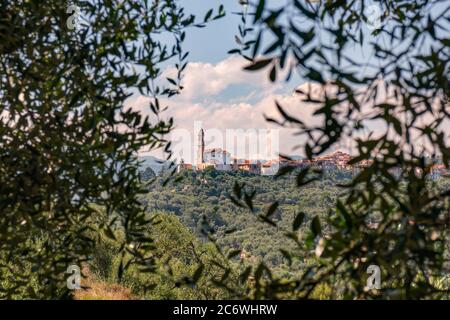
141 168 350 273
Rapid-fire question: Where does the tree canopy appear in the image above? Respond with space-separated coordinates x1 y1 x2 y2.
229 0 449 299
0 0 448 300
0 0 223 298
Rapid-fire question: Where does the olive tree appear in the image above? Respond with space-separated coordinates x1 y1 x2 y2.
0 0 224 298
228 0 449 299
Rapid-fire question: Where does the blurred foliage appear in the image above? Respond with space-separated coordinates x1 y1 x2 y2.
89 212 243 299
93 170 360 299
0 0 224 298
139 168 448 299
228 0 450 299
1 0 449 300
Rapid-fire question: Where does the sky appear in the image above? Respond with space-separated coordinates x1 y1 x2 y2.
135 0 449 164
138 0 308 163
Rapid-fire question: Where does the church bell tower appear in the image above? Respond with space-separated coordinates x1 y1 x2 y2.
197 129 205 168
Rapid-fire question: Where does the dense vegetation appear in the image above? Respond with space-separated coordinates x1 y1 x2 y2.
86 168 449 299
145 169 345 270
1 0 448 300
229 0 450 299
0 0 224 299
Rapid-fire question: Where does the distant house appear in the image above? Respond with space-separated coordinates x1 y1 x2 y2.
204 148 232 166
193 129 368 176
177 159 193 173
312 151 352 170
261 161 279 176
237 160 261 174
199 148 234 172
196 129 235 172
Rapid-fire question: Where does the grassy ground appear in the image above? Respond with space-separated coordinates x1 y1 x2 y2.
73 267 136 300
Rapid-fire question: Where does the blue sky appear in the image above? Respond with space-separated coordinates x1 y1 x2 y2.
180 0 242 63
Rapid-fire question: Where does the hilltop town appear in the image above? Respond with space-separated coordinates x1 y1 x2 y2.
176 129 450 179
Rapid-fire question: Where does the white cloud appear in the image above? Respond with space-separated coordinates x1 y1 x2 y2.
163 55 277 101
133 83 319 163
132 58 449 163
